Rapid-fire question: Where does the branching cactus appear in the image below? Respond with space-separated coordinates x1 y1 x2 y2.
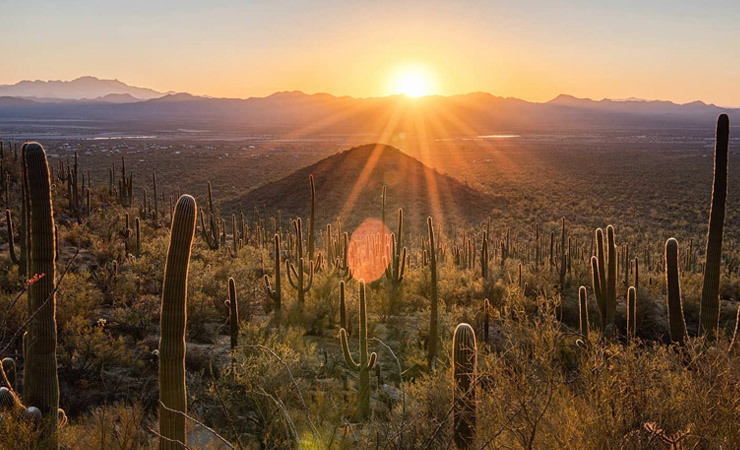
158 195 197 450
199 181 219 250
339 281 377 419
286 221 314 305
427 217 439 367
700 114 729 339
452 323 477 449
385 209 406 294
590 226 617 334
265 234 283 322
665 238 687 344
225 278 238 350
22 142 60 447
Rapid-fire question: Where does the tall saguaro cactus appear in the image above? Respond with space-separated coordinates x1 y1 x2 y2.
427 217 439 367
158 195 197 450
452 323 477 449
265 234 283 323
287 219 314 304
226 278 238 350
22 142 60 447
339 281 377 419
384 209 407 308
665 238 687 344
700 114 729 339
307 174 316 266
578 286 589 339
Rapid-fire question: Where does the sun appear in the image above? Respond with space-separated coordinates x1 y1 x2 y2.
389 65 436 98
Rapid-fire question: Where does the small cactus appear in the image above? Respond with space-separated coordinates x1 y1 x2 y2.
339 281 377 419
452 323 477 449
665 238 687 344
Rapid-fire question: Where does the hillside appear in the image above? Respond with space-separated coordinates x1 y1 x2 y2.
231 143 503 232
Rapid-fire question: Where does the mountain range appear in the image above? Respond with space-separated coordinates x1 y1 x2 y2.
0 76 735 131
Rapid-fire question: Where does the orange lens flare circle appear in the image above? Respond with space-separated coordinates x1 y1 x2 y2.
347 218 392 283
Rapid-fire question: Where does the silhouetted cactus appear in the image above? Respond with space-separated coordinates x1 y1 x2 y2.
226 278 238 349
591 226 617 334
287 219 314 304
452 323 477 449
307 174 317 266
159 195 197 450
135 217 142 258
384 209 407 308
265 234 283 323
339 281 377 419
427 217 438 367
578 286 589 339
339 280 347 331
665 238 687 344
22 142 60 447
700 114 729 339
5 209 18 265
558 218 567 290
627 286 636 339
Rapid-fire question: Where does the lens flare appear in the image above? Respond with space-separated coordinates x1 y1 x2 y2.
348 218 392 282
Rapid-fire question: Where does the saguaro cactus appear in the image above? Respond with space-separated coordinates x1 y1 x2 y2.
158 195 197 450
427 217 438 367
665 238 687 344
590 226 617 334
626 286 636 340
700 114 729 339
339 281 377 419
578 286 589 339
22 142 60 447
384 209 407 307
286 219 314 304
265 234 283 323
226 278 238 350
307 174 316 266
452 323 477 449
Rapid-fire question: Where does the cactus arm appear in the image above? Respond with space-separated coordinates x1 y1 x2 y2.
339 328 360 370
286 260 300 290
305 261 314 291
665 238 687 344
367 352 377 370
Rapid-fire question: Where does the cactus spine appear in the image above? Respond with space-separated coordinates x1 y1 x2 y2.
158 195 197 450
452 323 477 449
699 114 729 339
665 238 687 344
339 281 377 419
22 143 60 447
265 234 282 323
226 278 238 349
427 217 438 367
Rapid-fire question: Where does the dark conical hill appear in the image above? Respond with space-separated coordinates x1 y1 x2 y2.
232 144 504 233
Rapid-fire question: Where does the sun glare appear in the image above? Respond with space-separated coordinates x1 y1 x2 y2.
389 65 436 98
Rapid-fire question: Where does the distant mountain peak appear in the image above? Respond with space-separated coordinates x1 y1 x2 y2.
0 76 167 100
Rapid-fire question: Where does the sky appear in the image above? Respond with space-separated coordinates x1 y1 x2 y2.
3 0 740 105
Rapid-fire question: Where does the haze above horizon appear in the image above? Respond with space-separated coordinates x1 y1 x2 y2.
4 0 740 106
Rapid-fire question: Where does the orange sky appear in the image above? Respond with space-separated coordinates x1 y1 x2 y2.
3 1 740 106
